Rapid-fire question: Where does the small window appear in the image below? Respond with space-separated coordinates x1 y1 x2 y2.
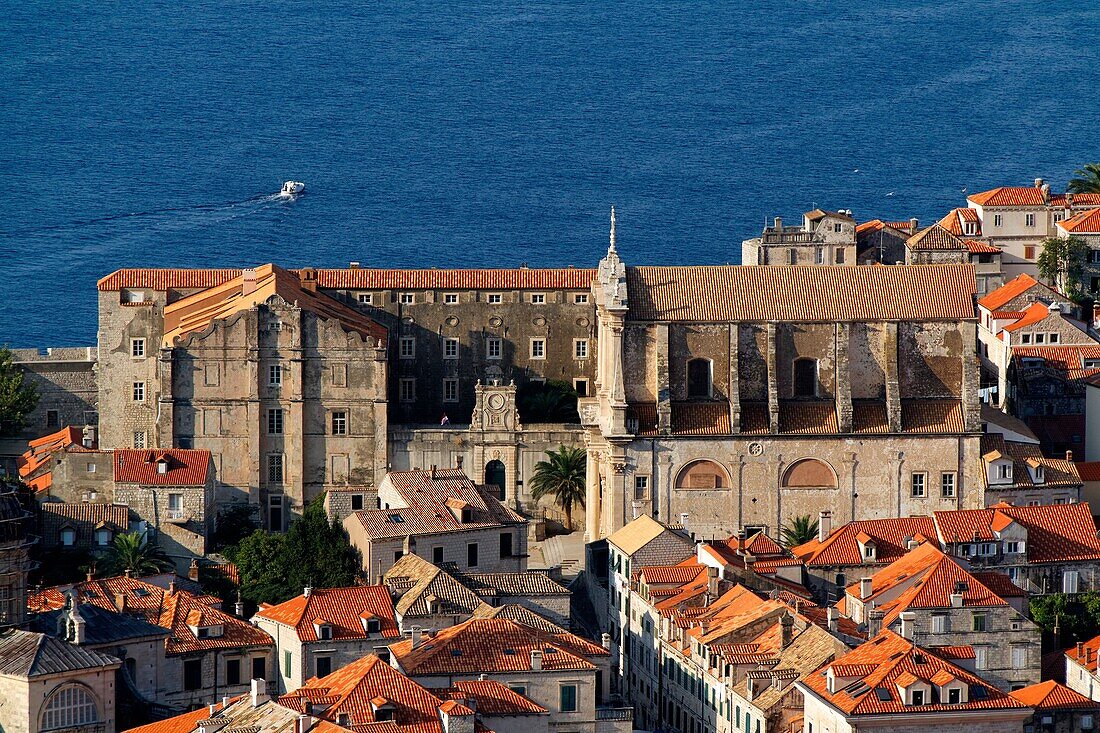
399 337 416 359
283 649 292 677
131 338 146 358
487 338 502 359
46 410 60 428
268 408 284 434
974 646 987 669
86 462 96 473
911 473 927 498
269 364 282 387
509 684 527 696
357 293 373 304
444 338 459 359
788 248 797 265
941 472 956 497
318 625 332 641
1065 570 1080 594
488 293 503 304
574 339 589 359
994 214 1003 227
947 687 961 704
184 659 203 690
1025 245 1036 260
634 475 650 500
399 378 416 402
268 453 284 484
833 222 843 233
1049 332 1060 344
911 689 925 706
972 613 987 632
133 431 147 449
366 618 380 633
168 493 183 511
331 411 348 435
500 531 513 558
443 378 458 403
1011 646 1027 669
574 293 589 304
1025 213 1036 227
1035 333 1046 344
467 542 479 568
835 248 845 264
687 358 712 399
560 684 578 712
932 615 947 634
444 293 459 304
573 378 589 397
531 293 546 304
815 247 825 264
60 528 76 546
400 293 415 304
132 382 146 402
793 358 818 397
1082 714 1094 730
252 656 266 681
530 339 546 359
351 494 364 511
226 658 242 686
998 463 1012 480
1021 334 1032 344
433 546 444 564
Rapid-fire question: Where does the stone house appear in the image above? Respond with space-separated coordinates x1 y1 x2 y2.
124 686 356 733
344 468 528 581
978 433 1082 506
741 209 858 266
796 629 1032 733
1009 345 1100 451
384 553 487 630
0 629 121 733
387 618 628 733
37 502 130 556
1067 635 1100 702
253 584 401 693
582 246 985 545
855 218 918 265
1010 680 1100 733
1058 206 1100 293
905 224 971 264
838 542 1040 691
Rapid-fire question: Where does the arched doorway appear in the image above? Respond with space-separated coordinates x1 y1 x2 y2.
485 460 506 500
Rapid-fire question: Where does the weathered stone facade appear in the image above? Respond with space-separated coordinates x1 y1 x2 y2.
741 210 858 266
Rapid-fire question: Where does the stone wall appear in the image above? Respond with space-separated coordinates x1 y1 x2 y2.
8 347 97 444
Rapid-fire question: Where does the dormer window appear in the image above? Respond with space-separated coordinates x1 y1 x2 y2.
861 542 876 560
911 689 925 705
60 527 76 546
998 463 1012 480
367 618 380 633
313 620 333 640
95 527 112 546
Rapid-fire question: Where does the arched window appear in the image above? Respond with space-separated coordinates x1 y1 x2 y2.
485 460 506 501
675 460 728 490
793 358 818 398
781 459 838 489
687 359 712 399
41 685 99 731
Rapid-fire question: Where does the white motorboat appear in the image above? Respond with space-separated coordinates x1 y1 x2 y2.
280 181 305 196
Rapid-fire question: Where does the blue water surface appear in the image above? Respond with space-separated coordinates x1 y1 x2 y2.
2 1 1099 346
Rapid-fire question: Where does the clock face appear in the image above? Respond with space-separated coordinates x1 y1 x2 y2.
488 394 505 410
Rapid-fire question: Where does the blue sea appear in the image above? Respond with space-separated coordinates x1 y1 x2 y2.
3 1 1099 347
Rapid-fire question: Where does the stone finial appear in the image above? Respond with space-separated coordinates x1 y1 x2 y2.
609 205 617 254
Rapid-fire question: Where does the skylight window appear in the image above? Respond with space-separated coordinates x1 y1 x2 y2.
874 687 892 702
389 514 404 523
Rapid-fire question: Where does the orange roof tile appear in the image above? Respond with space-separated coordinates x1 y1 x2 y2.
114 448 211 486
964 239 1000 254
793 517 937 567
625 264 977 323
17 427 95 489
907 224 967 251
98 269 243 292
671 402 730 435
1060 207 1100 233
1002 302 1057 332
256 586 400 641
123 698 236 733
968 187 1047 207
1077 462 1100 481
1010 680 1099 711
978 273 1041 311
446 680 547 715
315 268 594 290
933 503 1100 563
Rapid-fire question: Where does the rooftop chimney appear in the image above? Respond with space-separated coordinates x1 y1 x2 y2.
82 426 96 449
349 261 361 269
1035 178 1045 189
899 611 916 640
530 649 544 671
189 558 200 581
235 593 245 618
601 632 611 650
779 612 794 649
1067 450 1074 461
950 592 964 608
774 216 783 231
410 626 422 649
860 577 873 600
818 511 831 543
242 268 258 297
679 513 690 534
303 586 312 598
168 580 176 595
300 268 317 293
909 217 919 235
251 678 269 707
827 606 839 633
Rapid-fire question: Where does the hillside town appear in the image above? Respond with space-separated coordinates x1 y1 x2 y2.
9 176 1100 733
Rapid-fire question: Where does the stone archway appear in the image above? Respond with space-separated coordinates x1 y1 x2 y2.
781 458 838 489
485 459 506 500
675 459 729 490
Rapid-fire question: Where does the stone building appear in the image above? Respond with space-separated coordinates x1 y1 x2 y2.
0 486 35 630
1058 207 1100 293
741 209 857 266
904 224 971 265
582 239 985 542
1010 680 1100 733
855 218 918 265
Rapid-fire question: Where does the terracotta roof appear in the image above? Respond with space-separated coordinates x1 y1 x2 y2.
314 268 594 290
98 269 243 292
255 585 400 641
114 448 211 486
625 264 977 323
902 399 967 433
968 187 1048 207
1068 634 1100 673
978 273 1041 311
780 400 838 434
978 435 1082 490
936 209 981 237
1001 302 1059 332
671 402 730 434
123 699 235 733
1077 462 1100 481
389 618 605 676
469 604 569 635
1013 344 1100 374
800 630 1025 716
1010 680 1099 711
907 225 967 251
857 219 914 238
17 426 96 490
450 570 570 598
934 503 1100 564
280 655 464 733
1060 206 1100 234
639 564 707 586
0 629 121 678
965 239 1000 254
446 680 547 715
351 469 525 540
793 517 937 567
383 554 483 618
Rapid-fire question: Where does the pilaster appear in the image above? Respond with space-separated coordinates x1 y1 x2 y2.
835 322 852 433
656 324 671 435
728 324 740 433
885 322 902 432
960 320 981 431
766 323 779 433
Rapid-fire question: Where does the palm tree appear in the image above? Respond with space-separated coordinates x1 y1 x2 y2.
780 515 819 548
529 446 586 532
107 531 172 576
1068 164 1100 194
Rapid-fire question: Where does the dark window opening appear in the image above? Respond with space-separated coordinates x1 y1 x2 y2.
687 359 712 399
184 659 203 690
793 358 818 397
467 542 479 568
315 656 332 678
226 658 241 686
500 532 513 558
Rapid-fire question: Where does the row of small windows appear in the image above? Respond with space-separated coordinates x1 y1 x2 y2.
785 248 845 265
398 336 588 361
686 357 819 399
910 472 957 498
358 292 590 305
1017 332 1061 345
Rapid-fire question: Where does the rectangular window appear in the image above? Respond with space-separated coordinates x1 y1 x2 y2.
1021 334 1032 344
132 381 145 402
531 293 546 304
86 462 96 473
331 411 347 435
941 472 956 497
399 378 416 402
131 338 146 358
400 293 415 304
184 659 203 690
269 364 282 386
399 337 416 359
443 378 458 403
500 531 513 558
487 338 502 359
226 658 241 686
530 339 546 359
994 214 1003 227
932 615 947 634
133 431 147 449
444 293 459 304
1035 332 1046 344
1006 541 1022 554
815 247 825 264
351 494 364 511
999 463 1012 480
911 473 926 497
357 293 373 304
835 248 845 264
972 613 987 632
1065 570 1080 594
332 363 348 387
46 410 60 428
574 293 589 304
574 378 589 397
574 339 589 359
268 408 284 434
1025 213 1036 227
1011 646 1027 669
268 454 284 484
433 546 444 564
634 475 650 500
252 656 266 681
560 684 578 712
974 646 987 669
283 649 292 677
1025 245 1037 260
168 493 183 511
1050 332 1060 344
467 542 479 568
315 656 332 678
488 293 503 304
444 338 459 359
911 689 925 705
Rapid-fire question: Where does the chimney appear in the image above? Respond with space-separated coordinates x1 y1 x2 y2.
950 592 964 608
86 568 95 582
1041 183 1051 204
168 580 177 595
530 649 544 671
235 594 245 618
707 565 719 596
349 261 361 269
1067 450 1074 461
303 586 312 598
295 715 314 733
113 591 127 612
818 511 831 542
410 625 422 649
827 606 839 633
860 577 873 600
1035 177 1045 189
222 696 230 709
250 678 268 707
779 612 794 649
774 216 783 231
1078 642 1085 659
209 704 217 716
242 268 258 296
679 513 690 534
124 569 133 578
300 268 317 293
899 611 916 640
189 558 200 581
746 676 757 701
430 464 437 480
631 501 642 520
909 217 919 235
1067 193 1076 208
906 537 919 551
601 632 611 650
82 426 96 448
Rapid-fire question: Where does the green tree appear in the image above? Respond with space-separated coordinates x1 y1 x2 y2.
780 515 819 548
106 531 172 576
212 503 260 551
529 446 586 532
231 495 360 605
1068 163 1100 194
1037 235 1089 298
0 346 39 437
517 380 580 423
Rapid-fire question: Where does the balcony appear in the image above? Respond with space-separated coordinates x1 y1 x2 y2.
596 706 634 733
596 707 634 721
165 509 191 524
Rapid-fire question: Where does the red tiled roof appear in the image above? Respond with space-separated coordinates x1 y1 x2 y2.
17 427 95 489
802 630 1025 716
968 187 1047 207
901 400 966 433
446 680 547 715
1013 345 1100 373
625 265 977 323
934 503 1100 564
1077 462 1100 481
255 586 400 641
978 273 1041 311
671 402 730 434
907 225 967 251
1010 680 1100 711
123 698 236 733
114 449 211 486
638 564 707 585
1002 302 1057 332
964 239 1000 254
793 517 937 567
1069 635 1100 673
1060 207 1100 234
978 435 1081 489
315 268 595 290
98 269 243 292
